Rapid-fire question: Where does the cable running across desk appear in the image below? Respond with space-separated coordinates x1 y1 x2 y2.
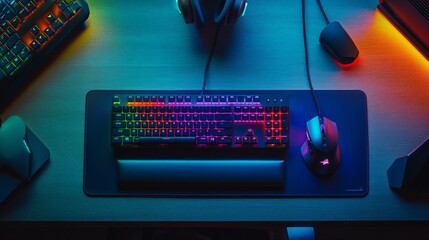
316 0 330 24
301 0 322 117
201 25 222 96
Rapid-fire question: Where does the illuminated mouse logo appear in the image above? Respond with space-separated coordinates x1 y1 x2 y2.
320 158 330 166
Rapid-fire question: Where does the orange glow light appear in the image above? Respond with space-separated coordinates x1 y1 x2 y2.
375 9 428 63
336 55 361 69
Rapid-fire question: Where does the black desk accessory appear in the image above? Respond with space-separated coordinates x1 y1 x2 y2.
319 21 359 65
0 115 50 204
307 0 359 65
84 90 369 197
388 137 429 193
378 0 429 60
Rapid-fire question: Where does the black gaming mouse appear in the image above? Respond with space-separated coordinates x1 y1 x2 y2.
301 116 341 176
319 21 359 65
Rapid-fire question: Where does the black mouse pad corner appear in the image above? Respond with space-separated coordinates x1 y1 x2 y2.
83 90 369 197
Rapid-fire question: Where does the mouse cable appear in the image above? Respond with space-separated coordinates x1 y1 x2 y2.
316 0 330 25
302 0 322 117
201 25 222 96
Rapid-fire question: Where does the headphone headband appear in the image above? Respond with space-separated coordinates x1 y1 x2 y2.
214 0 233 24
190 0 205 25
177 0 246 26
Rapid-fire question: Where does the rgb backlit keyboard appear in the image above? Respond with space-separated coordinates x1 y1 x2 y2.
0 0 89 107
111 93 290 152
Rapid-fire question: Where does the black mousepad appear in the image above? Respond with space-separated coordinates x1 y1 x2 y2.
83 90 369 197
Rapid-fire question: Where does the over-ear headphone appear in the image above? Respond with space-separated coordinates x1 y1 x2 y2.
177 0 248 26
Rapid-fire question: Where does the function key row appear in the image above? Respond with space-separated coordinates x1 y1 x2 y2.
196 95 260 103
115 95 263 104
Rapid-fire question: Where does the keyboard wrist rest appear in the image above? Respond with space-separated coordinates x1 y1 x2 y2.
117 160 285 186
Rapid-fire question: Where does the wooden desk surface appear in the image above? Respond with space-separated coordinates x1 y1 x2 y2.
1 0 429 223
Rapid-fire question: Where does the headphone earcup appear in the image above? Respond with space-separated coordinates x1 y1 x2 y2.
226 0 246 24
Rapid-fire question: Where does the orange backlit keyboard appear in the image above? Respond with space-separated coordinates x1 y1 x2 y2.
0 0 89 108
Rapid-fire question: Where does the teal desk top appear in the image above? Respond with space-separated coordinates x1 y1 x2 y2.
1 0 429 223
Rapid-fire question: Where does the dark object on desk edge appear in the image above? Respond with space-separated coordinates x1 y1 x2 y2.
0 115 50 204
388 137 429 193
301 116 341 176
378 0 429 60
319 21 359 65
84 90 369 197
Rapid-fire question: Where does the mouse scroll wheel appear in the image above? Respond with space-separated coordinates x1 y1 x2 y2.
320 125 327 146
320 124 326 134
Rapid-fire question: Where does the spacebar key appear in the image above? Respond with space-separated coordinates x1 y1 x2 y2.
139 137 195 144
